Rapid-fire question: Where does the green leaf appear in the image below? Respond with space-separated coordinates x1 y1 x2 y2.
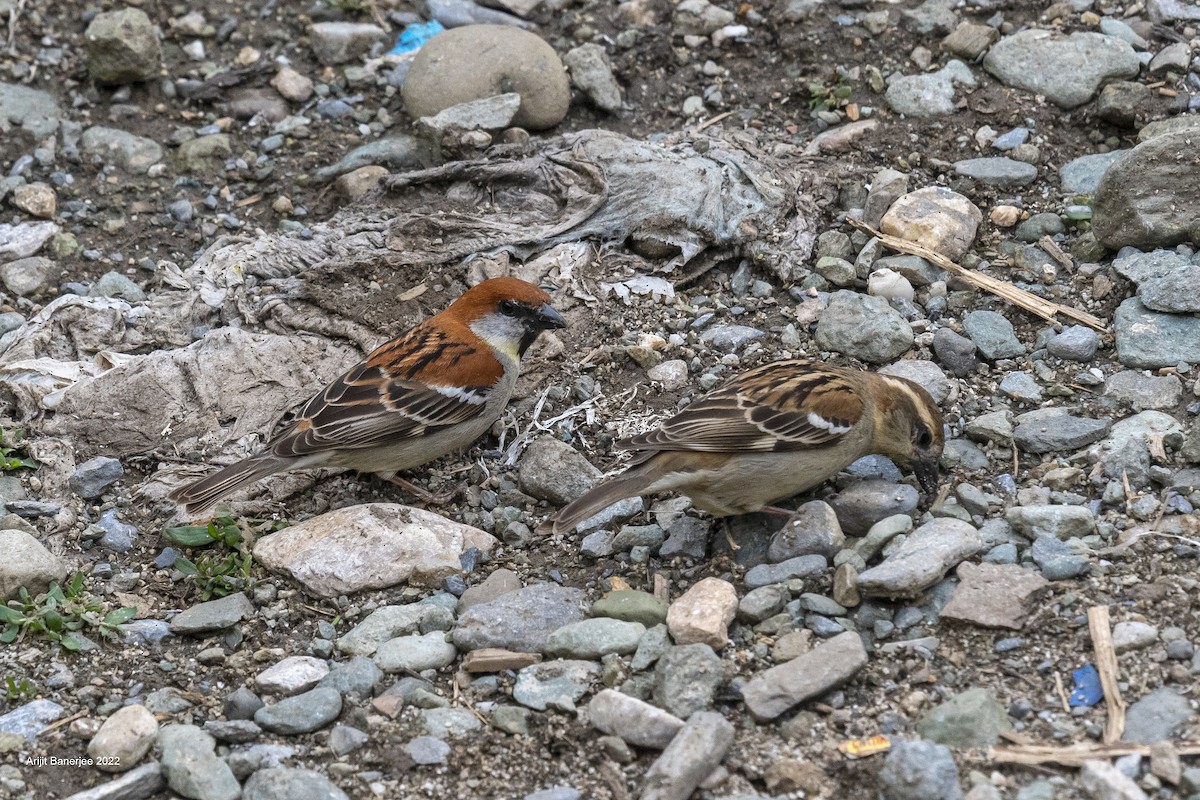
175 557 199 576
164 525 218 548
0 606 24 624
0 625 19 643
43 610 63 632
68 572 85 597
104 607 137 626
59 633 85 652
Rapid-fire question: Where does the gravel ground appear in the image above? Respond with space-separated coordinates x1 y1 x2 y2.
1 1 1200 799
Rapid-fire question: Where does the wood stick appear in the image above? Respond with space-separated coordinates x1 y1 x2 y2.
991 741 1200 768
1087 605 1127 744
848 220 1107 332
1053 672 1071 713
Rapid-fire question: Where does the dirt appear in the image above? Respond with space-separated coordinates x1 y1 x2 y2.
1 0 1199 799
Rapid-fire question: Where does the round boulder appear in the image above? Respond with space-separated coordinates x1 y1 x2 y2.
403 25 570 131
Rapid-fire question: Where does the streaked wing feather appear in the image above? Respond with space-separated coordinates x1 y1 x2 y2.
621 360 864 454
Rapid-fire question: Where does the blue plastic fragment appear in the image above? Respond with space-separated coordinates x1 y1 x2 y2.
1068 664 1103 707
389 21 445 55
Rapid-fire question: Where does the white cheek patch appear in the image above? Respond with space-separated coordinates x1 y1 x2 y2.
807 411 852 435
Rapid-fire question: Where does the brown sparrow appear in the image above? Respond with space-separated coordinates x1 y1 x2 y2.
547 359 944 533
170 277 566 515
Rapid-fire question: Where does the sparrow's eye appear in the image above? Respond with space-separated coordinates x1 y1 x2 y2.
499 300 520 317
915 427 933 448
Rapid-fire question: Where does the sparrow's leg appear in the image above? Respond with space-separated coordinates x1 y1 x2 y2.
386 474 455 505
762 505 795 517
722 519 741 551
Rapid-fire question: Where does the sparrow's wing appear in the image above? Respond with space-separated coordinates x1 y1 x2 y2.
622 360 864 454
267 324 503 457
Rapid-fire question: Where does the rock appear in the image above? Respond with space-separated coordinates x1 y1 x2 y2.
1105 370 1183 411
673 0 735 34
417 94 521 140
0 529 66 599
454 583 588 652
543 618 645 658
1122 688 1192 744
942 21 999 59
1060 151 1125 194
999 372 1042 403
254 503 496 597
857 519 981 599
512 660 598 711
939 563 1050 629
741 631 868 721
962 310 1024 360
743 554 828 589
78 125 164 173
12 183 55 218
95 509 137 553
374 631 457 673
84 8 162 85
336 604 452 657
880 739 964 800
0 83 62 138
592 590 668 627
86 705 157 772
814 290 913 363
700 324 765 353
271 67 315 103
518 438 602 504
563 44 622 112
422 707 482 737
918 687 1012 747
1013 410 1109 453
1094 132 1200 250
886 60 977 116
665 577 737 649
92 272 145 302
1112 621 1158 653
953 157 1038 188
158 725 241 800
1047 326 1100 361
334 166 388 201
0 221 59 260
309 22 387 65
880 186 981 260
1139 115 1200 142
0 255 60 298
933 329 978 377
69 456 123 499
586 689 684 749
60 762 164 799
641 712 734 800
254 687 342 735
1031 535 1090 580
983 29 1138 108
204 720 262 744
403 25 570 130
0 699 63 742
458 568 522 611
176 134 232 175
830 480 919 536
1007 505 1096 539
1079 760 1149 800
406 735 450 765
1112 249 1200 314
766 500 845 562
737 585 789 623
242 768 349 800
169 592 255 635
255 656 330 696
653 643 724 718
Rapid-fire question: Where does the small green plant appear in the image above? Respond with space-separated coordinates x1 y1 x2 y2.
0 427 37 471
163 515 285 601
0 572 135 651
3 675 35 702
806 80 853 113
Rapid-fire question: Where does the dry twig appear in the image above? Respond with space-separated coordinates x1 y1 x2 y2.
991 741 1200 768
848 221 1106 332
1087 604 1126 744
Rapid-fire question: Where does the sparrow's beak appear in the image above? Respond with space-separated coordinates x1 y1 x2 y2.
914 457 940 495
535 303 567 329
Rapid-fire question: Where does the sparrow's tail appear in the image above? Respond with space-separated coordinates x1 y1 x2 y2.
547 472 657 535
168 454 288 517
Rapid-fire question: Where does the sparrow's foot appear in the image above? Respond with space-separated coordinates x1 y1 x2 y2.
721 518 741 551
387 475 455 505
